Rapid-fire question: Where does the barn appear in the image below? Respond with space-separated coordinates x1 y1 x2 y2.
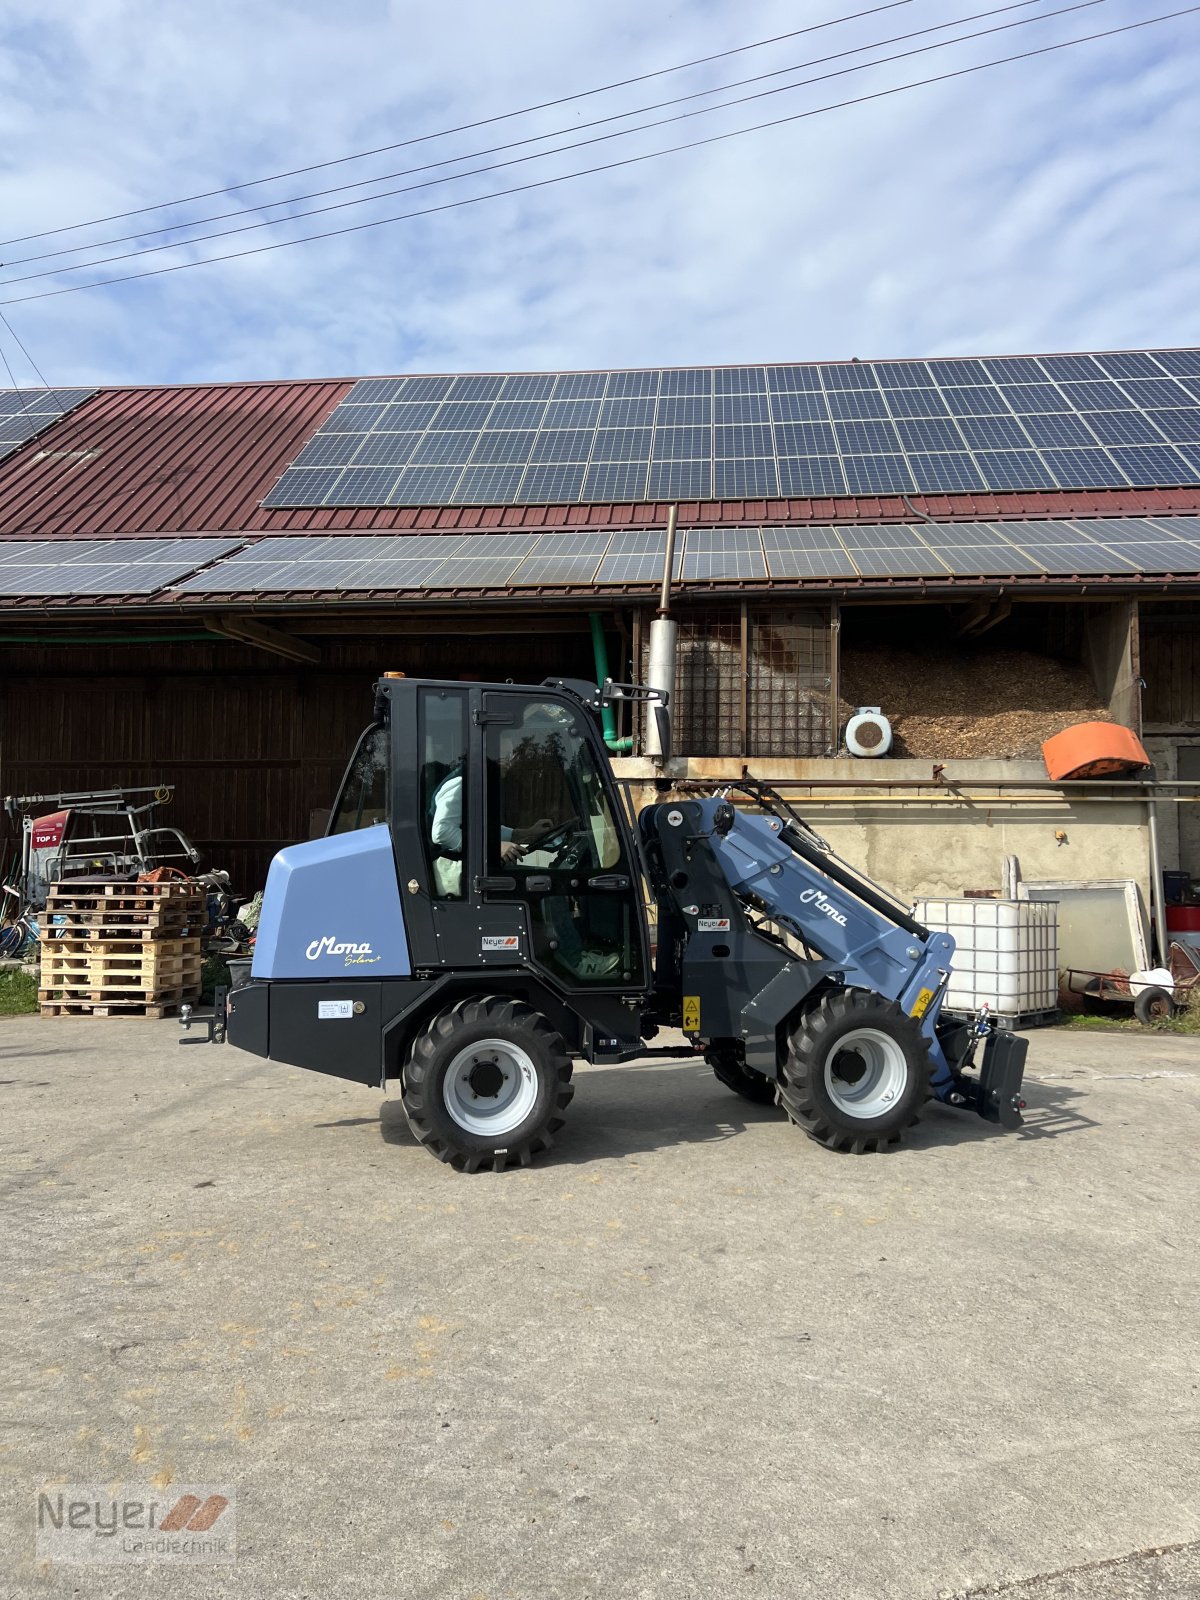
1 348 1198 931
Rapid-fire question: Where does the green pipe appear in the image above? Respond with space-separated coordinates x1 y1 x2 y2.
589 611 633 754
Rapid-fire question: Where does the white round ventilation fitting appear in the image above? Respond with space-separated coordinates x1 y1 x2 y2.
845 707 893 758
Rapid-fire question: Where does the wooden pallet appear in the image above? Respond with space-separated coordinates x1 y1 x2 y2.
40 939 201 982
39 879 205 1019
39 997 190 1019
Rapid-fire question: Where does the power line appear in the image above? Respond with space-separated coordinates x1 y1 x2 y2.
1 8 1192 309
0 0 1056 272
0 0 1055 273
0 1 913 250
0 0 1108 290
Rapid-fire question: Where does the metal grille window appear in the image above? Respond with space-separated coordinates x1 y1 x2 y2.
640 605 833 757
749 607 832 756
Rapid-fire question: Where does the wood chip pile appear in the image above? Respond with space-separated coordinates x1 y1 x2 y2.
839 647 1112 759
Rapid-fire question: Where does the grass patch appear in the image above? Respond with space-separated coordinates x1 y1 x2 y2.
1056 985 1200 1035
200 955 231 1005
0 967 39 1016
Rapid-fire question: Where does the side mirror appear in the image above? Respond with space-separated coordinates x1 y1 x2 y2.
653 705 672 765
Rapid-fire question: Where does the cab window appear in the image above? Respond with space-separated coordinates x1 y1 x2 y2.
420 690 468 900
329 725 388 835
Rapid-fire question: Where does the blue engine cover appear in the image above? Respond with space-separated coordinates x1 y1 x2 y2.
252 824 411 980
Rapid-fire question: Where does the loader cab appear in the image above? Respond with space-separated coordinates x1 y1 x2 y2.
333 676 650 995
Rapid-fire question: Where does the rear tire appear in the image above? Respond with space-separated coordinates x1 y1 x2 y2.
779 987 932 1153
402 995 574 1172
1133 985 1174 1024
707 1044 778 1105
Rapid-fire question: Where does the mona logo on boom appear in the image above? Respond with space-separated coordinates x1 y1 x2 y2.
305 934 381 967
798 887 848 928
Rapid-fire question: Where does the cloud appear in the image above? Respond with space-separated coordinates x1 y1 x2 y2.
0 0 1195 386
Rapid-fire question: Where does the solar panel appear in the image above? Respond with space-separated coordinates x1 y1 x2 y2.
262 354 1200 507
833 420 901 454
1151 350 1200 378
0 385 97 464
657 395 712 427
934 544 1047 576
681 529 766 581
599 397 656 428
955 414 1032 450
769 391 831 422
1108 446 1197 487
838 525 926 551
449 465 526 503
905 453 988 492
760 525 858 578
776 457 847 495
1020 413 1099 449
1038 448 1129 488
0 536 243 595
713 458 779 497
840 456 915 494
1099 542 1200 573
511 531 613 586
848 545 949 578
475 429 541 464
826 389 891 422
715 393 770 424
894 417 968 452
927 358 992 387
646 459 711 498
762 544 860 580
1148 409 1200 443
583 462 648 500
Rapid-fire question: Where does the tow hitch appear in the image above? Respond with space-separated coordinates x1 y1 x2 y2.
179 984 228 1046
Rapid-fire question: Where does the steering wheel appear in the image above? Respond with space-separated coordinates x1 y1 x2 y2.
522 818 581 856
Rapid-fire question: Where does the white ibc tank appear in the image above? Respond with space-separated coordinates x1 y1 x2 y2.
913 897 1058 1019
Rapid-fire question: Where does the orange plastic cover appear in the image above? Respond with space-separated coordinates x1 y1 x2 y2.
1041 721 1151 781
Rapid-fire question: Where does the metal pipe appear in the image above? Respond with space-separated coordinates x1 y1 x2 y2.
1147 799 1169 960
644 618 678 762
658 504 679 616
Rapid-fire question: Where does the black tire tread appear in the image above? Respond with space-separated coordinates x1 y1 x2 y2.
779 987 932 1155
401 995 573 1173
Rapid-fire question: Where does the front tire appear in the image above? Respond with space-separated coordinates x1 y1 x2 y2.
402 996 574 1172
779 987 932 1153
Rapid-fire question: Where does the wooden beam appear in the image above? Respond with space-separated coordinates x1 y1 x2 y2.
205 614 320 664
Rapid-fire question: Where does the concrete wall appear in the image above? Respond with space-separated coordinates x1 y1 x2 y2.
1081 600 1141 730
613 755 1152 908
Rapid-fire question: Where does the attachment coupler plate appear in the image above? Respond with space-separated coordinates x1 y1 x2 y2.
975 1028 1028 1128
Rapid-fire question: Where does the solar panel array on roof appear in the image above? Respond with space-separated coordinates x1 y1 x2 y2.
0 536 242 595
0 387 97 464
261 352 1200 509
173 517 1200 595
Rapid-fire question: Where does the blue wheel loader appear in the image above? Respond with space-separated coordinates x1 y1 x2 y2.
217 674 1027 1171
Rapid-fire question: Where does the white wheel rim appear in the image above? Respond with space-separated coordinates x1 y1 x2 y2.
442 1038 539 1137
823 1027 909 1119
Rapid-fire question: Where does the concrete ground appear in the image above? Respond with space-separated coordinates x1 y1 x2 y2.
0 1017 1197 1600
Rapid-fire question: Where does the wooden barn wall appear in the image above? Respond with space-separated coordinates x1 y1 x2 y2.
0 626 598 890
1140 601 1200 729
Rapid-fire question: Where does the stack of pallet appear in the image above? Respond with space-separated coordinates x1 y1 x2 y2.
39 879 204 1018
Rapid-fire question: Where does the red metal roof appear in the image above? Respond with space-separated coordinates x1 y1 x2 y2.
0 379 348 537
0 375 1197 541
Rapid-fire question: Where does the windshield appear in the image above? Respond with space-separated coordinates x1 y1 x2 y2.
329 725 388 835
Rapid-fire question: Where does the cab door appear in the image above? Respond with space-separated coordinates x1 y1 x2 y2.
481 691 648 991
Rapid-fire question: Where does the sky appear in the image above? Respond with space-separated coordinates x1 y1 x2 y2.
0 0 1196 388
